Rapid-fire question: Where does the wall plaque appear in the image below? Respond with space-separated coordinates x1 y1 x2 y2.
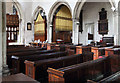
98 8 108 36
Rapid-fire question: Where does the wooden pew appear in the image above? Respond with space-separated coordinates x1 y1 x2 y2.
7 45 25 48
11 51 68 74
98 71 120 83
65 45 77 54
47 56 111 83
87 71 120 83
24 52 93 81
87 54 120 83
105 47 120 57
76 45 91 54
7 47 46 54
47 43 76 54
91 46 110 60
47 51 120 83
7 49 56 68
91 45 120 60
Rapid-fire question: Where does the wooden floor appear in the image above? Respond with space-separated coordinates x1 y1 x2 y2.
1 73 39 83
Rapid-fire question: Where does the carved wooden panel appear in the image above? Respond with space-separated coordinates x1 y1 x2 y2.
6 14 19 43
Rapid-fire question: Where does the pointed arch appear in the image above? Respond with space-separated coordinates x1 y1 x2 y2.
73 0 116 20
32 6 47 41
32 6 45 24
48 1 72 24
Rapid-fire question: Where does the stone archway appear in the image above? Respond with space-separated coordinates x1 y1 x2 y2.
32 6 47 42
9 0 25 44
73 0 116 45
48 1 72 43
0 0 25 76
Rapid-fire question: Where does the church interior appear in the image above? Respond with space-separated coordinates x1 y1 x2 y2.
1 0 120 83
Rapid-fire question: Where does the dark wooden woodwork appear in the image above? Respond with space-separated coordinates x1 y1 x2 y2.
102 37 114 46
79 10 83 33
91 47 105 60
6 14 19 43
52 15 56 42
25 52 93 81
1 73 38 83
98 8 108 35
91 46 120 60
98 71 120 83
47 51 120 83
11 51 68 74
56 31 72 43
47 43 56 50
105 47 120 57
87 54 120 83
76 45 91 54
47 57 110 83
41 43 47 48
34 34 45 42
7 49 56 69
7 47 46 68
7 45 25 48
47 44 76 54
88 33 93 40
7 47 46 54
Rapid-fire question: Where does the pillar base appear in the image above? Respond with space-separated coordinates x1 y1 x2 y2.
2 65 10 77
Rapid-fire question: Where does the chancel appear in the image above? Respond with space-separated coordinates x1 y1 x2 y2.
0 0 120 83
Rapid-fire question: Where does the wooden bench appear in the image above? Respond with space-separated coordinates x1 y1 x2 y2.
76 45 91 54
105 47 120 57
7 45 25 48
7 47 46 54
24 52 93 82
7 49 56 69
91 46 112 60
11 51 68 74
47 56 112 83
47 52 120 83
91 45 120 60
47 44 77 53
87 71 120 83
87 53 120 83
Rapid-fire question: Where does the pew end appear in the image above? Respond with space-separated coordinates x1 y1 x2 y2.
24 60 35 79
47 67 65 82
76 46 91 55
67 49 75 56
87 80 97 83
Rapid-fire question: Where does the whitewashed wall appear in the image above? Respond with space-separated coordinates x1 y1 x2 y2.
79 2 114 45
5 0 120 45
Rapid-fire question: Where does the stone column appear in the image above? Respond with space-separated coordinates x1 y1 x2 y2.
118 11 120 45
113 11 119 45
73 21 79 45
2 2 9 76
48 24 52 43
0 0 3 76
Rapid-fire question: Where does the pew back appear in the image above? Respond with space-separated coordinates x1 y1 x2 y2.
25 52 93 81
47 57 110 83
12 51 68 74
